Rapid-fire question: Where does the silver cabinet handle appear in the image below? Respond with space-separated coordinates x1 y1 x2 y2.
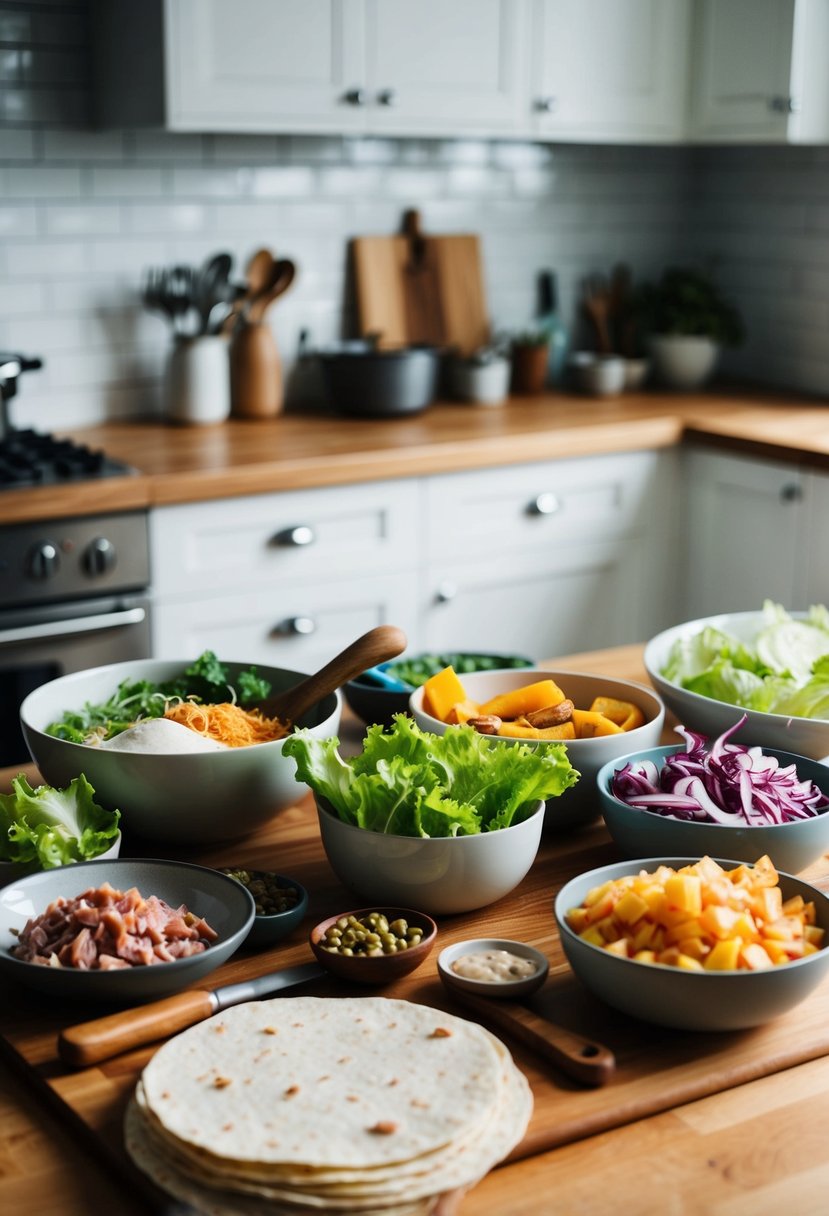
271 525 315 548
780 483 802 503
0 606 146 648
535 96 557 113
344 87 368 106
769 95 800 114
377 88 396 106
272 616 316 637
435 581 458 605
526 492 561 516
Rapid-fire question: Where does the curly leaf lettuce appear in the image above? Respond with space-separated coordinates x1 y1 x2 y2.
0 773 120 868
283 715 578 838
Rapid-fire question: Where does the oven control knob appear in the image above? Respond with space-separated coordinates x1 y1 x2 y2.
26 541 60 580
83 536 117 577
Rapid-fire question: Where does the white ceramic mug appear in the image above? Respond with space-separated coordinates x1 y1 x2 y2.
164 335 231 425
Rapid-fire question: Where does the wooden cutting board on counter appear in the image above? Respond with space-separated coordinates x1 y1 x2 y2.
351 209 490 355
5 809 829 1208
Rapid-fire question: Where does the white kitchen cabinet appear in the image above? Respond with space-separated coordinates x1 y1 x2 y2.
421 449 681 657
801 468 829 606
682 446 808 617
688 0 829 143
530 0 692 143
92 0 527 138
149 478 421 668
148 449 680 666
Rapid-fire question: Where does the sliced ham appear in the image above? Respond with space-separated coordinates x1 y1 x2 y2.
11 883 217 970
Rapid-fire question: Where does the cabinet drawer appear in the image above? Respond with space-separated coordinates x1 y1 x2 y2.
151 571 419 673
150 480 419 598
424 451 663 561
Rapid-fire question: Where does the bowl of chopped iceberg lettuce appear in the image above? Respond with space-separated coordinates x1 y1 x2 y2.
644 603 829 761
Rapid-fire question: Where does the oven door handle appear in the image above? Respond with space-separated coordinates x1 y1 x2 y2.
0 606 146 647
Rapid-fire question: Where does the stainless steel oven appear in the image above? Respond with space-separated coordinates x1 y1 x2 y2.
0 510 151 767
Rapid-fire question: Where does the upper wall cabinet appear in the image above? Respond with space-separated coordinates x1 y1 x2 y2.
530 0 692 143
688 0 829 143
92 0 528 138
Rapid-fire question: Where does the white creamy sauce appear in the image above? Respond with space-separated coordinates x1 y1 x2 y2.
97 718 228 754
451 949 539 983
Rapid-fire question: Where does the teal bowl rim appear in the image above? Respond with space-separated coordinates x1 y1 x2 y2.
554 854 829 979
596 745 829 835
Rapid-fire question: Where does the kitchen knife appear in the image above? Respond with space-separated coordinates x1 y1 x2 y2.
446 987 616 1087
58 961 324 1069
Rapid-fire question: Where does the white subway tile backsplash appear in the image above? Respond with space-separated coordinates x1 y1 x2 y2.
0 4 827 427
91 166 165 198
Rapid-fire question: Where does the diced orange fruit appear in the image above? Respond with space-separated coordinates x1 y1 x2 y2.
588 695 645 732
479 679 567 721
422 666 468 722
445 698 481 725
570 709 623 737
496 721 575 740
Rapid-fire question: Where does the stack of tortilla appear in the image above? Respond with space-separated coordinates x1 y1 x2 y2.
125 996 532 1215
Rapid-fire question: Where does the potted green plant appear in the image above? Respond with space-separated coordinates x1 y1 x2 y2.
633 267 745 390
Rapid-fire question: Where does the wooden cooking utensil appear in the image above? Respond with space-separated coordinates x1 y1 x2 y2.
230 320 283 418
247 258 296 323
259 624 408 724
447 987 616 1087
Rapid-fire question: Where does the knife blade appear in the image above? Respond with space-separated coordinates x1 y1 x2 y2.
58 961 324 1069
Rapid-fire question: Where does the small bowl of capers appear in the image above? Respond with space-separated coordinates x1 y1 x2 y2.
309 907 438 986
219 869 309 949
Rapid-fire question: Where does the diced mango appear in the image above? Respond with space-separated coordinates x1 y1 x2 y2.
445 698 481 725
665 874 703 917
604 939 630 958
571 709 623 738
704 939 743 971
740 943 773 971
588 695 645 732
479 679 567 721
614 890 649 926
496 721 576 740
421 666 469 722
676 953 705 972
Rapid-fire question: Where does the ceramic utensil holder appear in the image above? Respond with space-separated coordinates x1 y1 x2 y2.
230 322 284 419
511 342 551 395
164 334 231 425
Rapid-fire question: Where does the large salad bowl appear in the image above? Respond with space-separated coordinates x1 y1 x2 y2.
20 659 341 844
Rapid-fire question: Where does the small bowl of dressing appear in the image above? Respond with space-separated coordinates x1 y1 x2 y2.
437 938 549 1001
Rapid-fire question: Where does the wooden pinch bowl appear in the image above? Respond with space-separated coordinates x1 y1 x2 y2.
309 906 437 986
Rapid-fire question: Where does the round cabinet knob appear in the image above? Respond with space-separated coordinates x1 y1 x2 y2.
780 483 802 503
377 88 396 107
344 87 368 106
83 536 117 576
435 581 458 605
535 96 557 113
26 541 59 580
768 95 800 114
526 492 560 516
272 525 315 548
272 616 317 637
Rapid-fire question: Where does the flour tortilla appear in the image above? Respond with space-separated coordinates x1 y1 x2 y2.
127 997 532 1213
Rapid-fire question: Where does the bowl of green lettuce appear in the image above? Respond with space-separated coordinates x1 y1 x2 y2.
283 716 577 914
644 603 829 760
0 773 121 886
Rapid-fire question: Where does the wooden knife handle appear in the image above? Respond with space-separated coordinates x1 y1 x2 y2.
58 988 215 1069
450 989 615 1087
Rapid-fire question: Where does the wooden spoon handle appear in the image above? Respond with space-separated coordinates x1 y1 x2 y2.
265 625 408 723
449 989 615 1087
58 989 215 1069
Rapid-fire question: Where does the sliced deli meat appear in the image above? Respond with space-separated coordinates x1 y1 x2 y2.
11 882 217 969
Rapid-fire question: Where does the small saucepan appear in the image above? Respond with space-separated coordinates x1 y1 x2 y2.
314 339 443 418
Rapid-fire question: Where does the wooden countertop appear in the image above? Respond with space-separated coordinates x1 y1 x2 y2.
4 383 829 524
4 642 829 1215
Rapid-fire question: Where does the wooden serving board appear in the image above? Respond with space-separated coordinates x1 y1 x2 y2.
3 797 829 1213
352 209 490 356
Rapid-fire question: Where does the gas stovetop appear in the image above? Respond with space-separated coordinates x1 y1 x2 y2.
0 429 134 490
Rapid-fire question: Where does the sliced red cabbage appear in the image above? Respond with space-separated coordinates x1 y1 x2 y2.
610 714 829 826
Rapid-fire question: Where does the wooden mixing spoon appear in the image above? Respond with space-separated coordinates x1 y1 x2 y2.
259 625 408 724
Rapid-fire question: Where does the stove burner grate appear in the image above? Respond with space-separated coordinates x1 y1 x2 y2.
0 429 133 489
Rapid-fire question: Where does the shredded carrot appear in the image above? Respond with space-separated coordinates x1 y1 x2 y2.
164 701 289 747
